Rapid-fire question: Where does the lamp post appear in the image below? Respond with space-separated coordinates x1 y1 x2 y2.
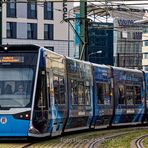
88 50 102 61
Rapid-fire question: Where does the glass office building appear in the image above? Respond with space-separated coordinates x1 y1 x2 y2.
113 19 143 70
87 22 113 65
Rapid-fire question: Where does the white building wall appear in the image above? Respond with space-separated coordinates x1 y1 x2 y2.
142 34 148 69
2 1 74 58
37 3 44 40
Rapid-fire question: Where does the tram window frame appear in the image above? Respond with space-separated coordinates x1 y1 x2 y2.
53 75 65 105
59 77 65 104
71 79 78 105
118 84 126 104
125 85 134 105
46 72 50 108
134 86 142 104
70 79 85 105
85 81 91 105
78 81 84 105
96 82 111 105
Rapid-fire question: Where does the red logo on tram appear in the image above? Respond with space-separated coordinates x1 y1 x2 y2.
1 117 7 124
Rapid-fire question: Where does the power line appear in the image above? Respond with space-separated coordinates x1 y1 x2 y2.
0 0 147 4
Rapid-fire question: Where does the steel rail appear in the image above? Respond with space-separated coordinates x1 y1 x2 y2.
135 134 148 148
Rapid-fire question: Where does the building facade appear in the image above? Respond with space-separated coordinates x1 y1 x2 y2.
87 22 113 65
142 22 148 71
113 19 143 70
2 0 74 57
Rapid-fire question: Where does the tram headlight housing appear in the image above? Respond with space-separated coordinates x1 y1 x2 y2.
13 111 30 120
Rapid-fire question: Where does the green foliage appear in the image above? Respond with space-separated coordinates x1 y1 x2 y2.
101 129 148 148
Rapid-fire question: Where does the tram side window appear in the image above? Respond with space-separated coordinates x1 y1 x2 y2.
54 76 59 104
71 80 78 105
47 72 50 107
134 86 142 104
54 75 65 104
96 83 111 105
126 85 134 105
78 82 84 105
59 78 65 104
85 81 90 105
118 84 125 104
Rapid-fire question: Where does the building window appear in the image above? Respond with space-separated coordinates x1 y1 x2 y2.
7 22 16 38
27 2 37 19
144 40 148 46
44 2 53 20
143 53 148 59
7 0 16 18
143 66 148 71
44 24 54 40
143 27 148 33
27 23 37 39
44 46 54 51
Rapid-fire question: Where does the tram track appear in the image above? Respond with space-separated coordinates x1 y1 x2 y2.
66 127 147 148
87 131 135 148
1 126 147 148
134 134 148 148
22 142 35 148
48 126 148 148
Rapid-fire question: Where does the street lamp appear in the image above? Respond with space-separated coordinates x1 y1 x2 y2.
88 50 102 61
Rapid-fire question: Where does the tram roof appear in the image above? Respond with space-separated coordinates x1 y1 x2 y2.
112 66 142 73
92 63 111 69
66 56 91 65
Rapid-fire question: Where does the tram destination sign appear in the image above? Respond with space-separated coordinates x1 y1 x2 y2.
0 56 24 63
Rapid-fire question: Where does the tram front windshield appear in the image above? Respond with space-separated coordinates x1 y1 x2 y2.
0 68 33 108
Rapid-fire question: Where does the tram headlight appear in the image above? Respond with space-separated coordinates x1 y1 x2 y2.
4 46 8 50
13 111 30 120
25 114 29 118
29 123 40 134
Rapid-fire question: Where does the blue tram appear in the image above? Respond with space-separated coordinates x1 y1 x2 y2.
0 44 147 138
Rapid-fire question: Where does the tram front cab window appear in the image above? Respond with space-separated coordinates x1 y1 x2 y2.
0 68 33 108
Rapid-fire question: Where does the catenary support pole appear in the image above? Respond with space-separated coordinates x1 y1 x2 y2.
79 0 87 60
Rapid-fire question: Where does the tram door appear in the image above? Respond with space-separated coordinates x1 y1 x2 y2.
144 72 148 122
32 69 49 134
45 50 67 137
